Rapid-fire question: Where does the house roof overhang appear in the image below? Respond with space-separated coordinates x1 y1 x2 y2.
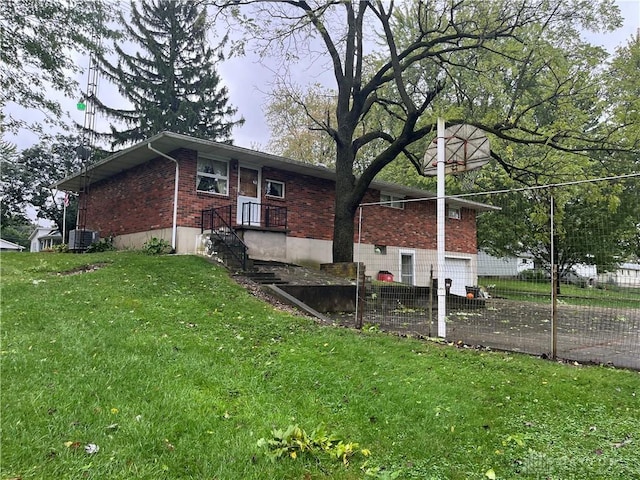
56 131 498 212
0 238 25 250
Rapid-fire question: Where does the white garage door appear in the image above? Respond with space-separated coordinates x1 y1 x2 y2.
444 257 470 296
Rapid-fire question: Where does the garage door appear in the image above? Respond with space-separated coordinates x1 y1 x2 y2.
444 257 470 296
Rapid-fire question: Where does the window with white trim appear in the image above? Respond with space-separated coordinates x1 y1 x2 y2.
448 207 461 220
197 156 228 195
265 179 285 199
380 192 404 209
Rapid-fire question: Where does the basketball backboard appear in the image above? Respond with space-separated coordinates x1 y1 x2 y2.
423 124 491 176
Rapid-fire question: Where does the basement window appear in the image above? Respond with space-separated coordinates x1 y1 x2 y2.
380 192 404 209
197 156 228 195
448 207 461 220
374 245 387 255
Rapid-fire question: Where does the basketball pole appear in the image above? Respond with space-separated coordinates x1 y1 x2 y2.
437 117 447 338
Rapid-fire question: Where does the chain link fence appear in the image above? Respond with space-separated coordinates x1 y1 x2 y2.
347 175 640 369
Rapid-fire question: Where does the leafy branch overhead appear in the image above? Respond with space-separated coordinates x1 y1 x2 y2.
0 0 118 132
213 0 634 263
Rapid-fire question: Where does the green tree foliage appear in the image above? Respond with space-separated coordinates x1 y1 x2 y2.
0 215 33 249
94 0 243 147
478 179 639 279
265 83 337 166
603 32 640 164
600 34 640 259
1 134 90 236
216 0 628 263
476 31 640 271
0 0 115 133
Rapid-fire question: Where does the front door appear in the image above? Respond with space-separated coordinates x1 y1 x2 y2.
237 166 261 226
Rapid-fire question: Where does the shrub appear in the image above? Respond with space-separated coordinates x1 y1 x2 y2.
518 269 549 282
52 243 70 253
142 237 173 255
86 237 116 253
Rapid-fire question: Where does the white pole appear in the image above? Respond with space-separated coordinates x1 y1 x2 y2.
355 206 363 324
62 197 67 244
437 117 447 338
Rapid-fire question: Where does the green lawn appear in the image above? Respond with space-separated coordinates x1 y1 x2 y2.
480 277 640 308
2 252 639 479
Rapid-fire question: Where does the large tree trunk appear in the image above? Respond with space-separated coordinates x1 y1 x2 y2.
332 143 358 263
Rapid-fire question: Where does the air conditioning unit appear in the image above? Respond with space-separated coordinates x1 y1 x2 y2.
69 229 99 250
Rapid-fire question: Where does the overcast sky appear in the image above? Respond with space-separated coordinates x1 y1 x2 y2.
218 0 640 150
4 0 639 152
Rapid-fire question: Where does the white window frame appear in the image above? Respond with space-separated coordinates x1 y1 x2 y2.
448 206 461 220
265 179 285 199
399 249 416 285
196 154 229 195
380 192 405 209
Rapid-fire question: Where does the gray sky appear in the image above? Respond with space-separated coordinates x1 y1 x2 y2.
4 0 639 152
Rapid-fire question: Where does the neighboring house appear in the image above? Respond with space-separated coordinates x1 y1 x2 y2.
598 263 640 288
478 250 598 282
56 131 496 291
29 227 62 252
0 238 25 252
477 250 534 277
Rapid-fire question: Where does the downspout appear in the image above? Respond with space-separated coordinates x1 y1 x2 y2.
147 143 179 251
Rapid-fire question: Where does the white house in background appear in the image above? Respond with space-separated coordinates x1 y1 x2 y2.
598 262 640 288
477 250 534 277
0 238 25 251
29 227 62 252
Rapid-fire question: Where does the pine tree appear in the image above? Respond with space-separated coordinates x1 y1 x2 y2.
94 0 243 147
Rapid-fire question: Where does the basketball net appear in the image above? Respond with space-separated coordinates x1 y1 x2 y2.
456 168 480 191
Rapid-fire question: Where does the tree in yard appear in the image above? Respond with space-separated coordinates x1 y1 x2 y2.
93 0 244 147
265 83 337 166
215 0 630 263
477 176 639 289
0 0 115 133
0 134 95 238
599 33 640 260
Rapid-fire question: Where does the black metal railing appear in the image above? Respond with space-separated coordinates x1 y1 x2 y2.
201 206 248 270
241 202 287 229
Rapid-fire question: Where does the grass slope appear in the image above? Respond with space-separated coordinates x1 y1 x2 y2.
1 252 638 479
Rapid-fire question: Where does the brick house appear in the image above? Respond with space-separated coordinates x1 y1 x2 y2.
57 131 494 292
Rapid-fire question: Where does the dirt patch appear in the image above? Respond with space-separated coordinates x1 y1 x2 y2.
56 262 110 276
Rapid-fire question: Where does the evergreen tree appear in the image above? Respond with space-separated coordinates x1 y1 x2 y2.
94 0 243 147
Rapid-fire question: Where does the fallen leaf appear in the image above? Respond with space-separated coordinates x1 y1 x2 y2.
485 468 496 479
613 437 632 448
85 443 99 454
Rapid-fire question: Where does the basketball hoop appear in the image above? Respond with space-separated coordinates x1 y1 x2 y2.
456 168 481 191
423 124 491 176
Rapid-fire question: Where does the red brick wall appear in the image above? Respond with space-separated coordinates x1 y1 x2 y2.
84 155 176 235
358 198 477 254
85 149 241 236
84 148 476 254
261 167 476 254
261 167 336 240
